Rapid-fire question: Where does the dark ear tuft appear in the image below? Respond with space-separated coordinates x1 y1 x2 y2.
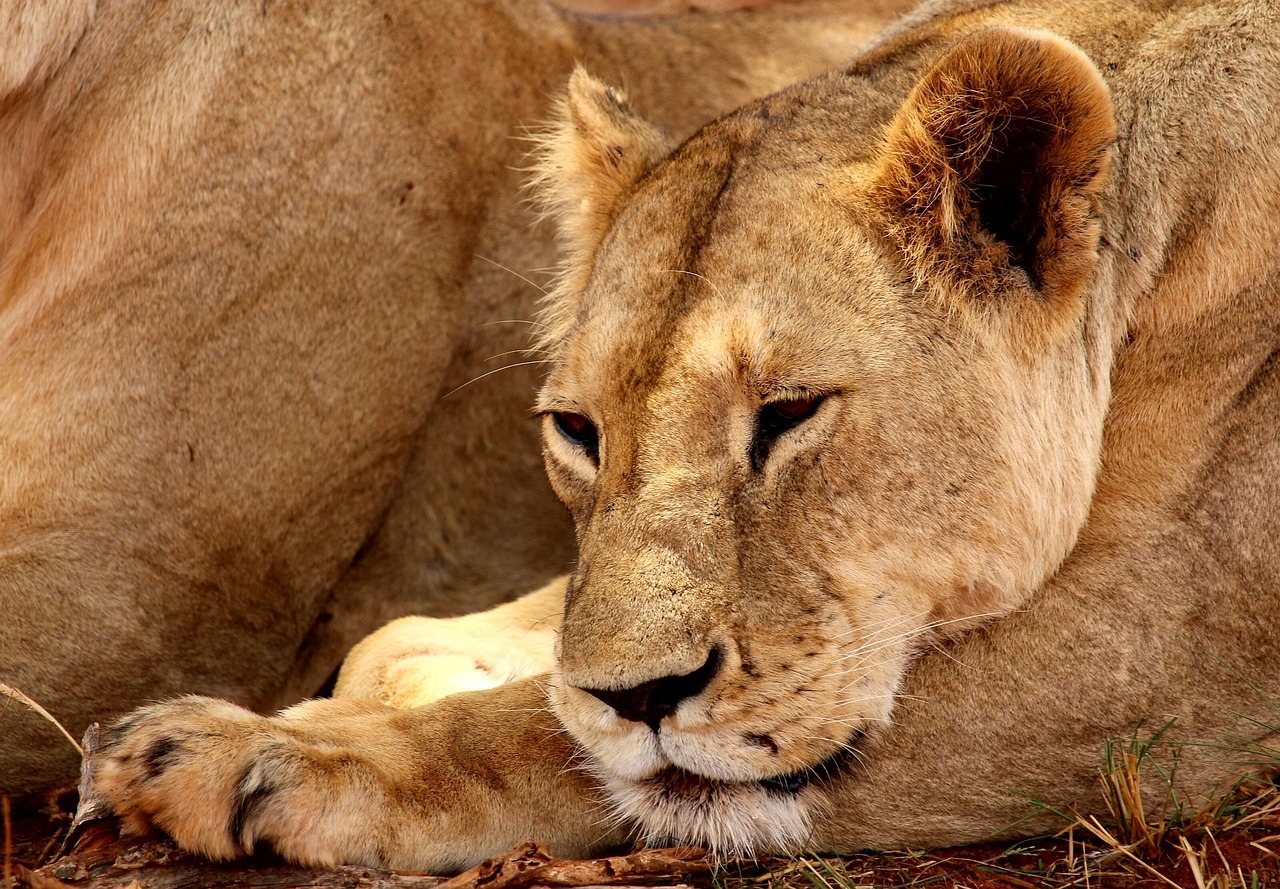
872 27 1115 315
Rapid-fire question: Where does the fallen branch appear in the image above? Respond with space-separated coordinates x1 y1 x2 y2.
438 842 711 889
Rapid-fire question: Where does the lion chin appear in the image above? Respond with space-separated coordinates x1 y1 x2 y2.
595 748 852 856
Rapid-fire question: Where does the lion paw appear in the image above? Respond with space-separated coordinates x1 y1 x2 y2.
336 612 557 708
93 696 392 867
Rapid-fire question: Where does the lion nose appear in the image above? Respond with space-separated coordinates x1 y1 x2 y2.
579 647 721 731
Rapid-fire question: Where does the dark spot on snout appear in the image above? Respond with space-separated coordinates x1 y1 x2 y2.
746 733 779 754
580 647 721 732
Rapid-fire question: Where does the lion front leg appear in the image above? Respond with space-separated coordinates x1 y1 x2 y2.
91 680 620 873
335 577 567 709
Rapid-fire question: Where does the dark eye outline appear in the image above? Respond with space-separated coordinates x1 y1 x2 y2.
551 411 600 465
750 394 824 472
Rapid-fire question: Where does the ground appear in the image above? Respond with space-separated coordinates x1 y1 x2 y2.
6 776 1280 889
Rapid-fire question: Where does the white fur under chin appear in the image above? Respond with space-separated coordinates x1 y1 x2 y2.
600 769 816 857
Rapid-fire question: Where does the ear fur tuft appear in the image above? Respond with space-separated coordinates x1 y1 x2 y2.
871 27 1115 316
528 66 673 350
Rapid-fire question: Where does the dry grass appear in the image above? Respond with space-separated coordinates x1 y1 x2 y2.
695 724 1280 889
0 685 81 757
715 746 1280 889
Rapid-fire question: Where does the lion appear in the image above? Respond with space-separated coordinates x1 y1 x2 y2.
0 0 910 796
88 0 1280 874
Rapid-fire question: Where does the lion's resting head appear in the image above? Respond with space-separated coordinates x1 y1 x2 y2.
533 27 1116 853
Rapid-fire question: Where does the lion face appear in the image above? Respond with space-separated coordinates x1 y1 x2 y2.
535 30 1115 851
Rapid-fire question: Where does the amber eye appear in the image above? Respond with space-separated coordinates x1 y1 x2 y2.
764 397 821 424
552 411 600 463
751 395 824 471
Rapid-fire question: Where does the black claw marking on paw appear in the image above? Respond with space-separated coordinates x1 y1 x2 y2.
229 766 277 852
142 737 181 780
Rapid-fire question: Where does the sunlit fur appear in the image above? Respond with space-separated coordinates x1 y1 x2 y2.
532 29 1116 851
0 0 901 795
90 0 1280 872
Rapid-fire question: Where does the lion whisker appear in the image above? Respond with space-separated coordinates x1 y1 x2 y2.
479 318 547 328
484 346 553 363
442 359 554 399
472 253 549 295
657 268 731 307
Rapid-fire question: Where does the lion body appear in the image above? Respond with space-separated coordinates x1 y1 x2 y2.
88 0 1280 873
530 0 1280 851
0 0 902 795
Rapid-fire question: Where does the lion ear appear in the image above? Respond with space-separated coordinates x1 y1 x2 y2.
870 28 1115 317
531 68 673 317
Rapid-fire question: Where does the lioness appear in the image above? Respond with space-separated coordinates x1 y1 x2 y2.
0 0 909 796
93 0 1279 873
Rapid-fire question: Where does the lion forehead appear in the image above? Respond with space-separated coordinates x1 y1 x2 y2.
565 209 917 413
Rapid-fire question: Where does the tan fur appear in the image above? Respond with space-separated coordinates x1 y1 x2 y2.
0 0 908 796
91 0 1280 874
529 67 677 348
0 1 96 99
335 578 563 709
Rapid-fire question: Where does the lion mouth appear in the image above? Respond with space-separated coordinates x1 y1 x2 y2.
600 741 859 855
757 743 855 793
654 737 857 798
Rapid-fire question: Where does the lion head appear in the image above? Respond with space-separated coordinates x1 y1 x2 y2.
532 27 1116 853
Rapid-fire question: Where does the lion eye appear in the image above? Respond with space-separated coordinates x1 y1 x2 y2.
553 411 600 463
764 397 821 424
751 396 823 471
